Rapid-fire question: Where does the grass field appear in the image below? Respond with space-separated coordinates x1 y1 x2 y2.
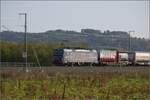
0 66 150 100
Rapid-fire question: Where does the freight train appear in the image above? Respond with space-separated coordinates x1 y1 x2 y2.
53 48 150 66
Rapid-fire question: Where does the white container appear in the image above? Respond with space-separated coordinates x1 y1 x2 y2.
135 51 150 65
63 49 98 64
135 52 150 61
119 52 128 61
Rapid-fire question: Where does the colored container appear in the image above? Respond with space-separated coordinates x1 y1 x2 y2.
99 49 117 64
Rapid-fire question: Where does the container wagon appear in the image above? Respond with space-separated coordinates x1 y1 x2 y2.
99 49 118 65
134 52 150 65
118 52 129 65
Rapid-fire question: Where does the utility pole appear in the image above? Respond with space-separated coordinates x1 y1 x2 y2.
128 31 134 51
19 13 28 72
149 0 150 41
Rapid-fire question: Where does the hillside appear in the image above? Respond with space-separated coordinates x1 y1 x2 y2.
1 29 150 51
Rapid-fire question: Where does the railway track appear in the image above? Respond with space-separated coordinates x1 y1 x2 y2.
0 66 150 74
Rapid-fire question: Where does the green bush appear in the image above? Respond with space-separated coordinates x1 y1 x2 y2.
0 41 87 66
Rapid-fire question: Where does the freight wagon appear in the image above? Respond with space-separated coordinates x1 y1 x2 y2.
134 52 150 65
118 52 129 65
99 49 118 65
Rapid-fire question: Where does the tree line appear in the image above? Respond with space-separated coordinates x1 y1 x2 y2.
0 41 87 66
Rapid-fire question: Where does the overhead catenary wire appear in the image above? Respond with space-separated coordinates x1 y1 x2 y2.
1 25 10 31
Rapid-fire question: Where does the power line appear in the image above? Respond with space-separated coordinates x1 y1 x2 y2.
1 25 10 31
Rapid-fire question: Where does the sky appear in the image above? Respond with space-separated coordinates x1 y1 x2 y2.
1 1 150 38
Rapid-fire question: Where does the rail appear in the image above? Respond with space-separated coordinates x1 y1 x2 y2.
0 62 37 67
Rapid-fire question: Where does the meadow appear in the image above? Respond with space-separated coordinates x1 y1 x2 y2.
0 67 150 100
